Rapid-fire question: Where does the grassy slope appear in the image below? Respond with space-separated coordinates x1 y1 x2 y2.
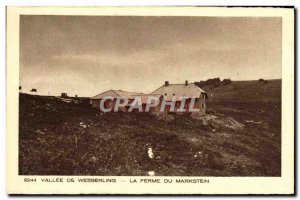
203 79 281 176
19 80 281 176
203 79 281 103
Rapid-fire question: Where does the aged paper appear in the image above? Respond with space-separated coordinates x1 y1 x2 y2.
6 7 294 194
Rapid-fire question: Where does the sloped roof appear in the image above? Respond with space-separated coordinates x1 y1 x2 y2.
132 94 162 104
114 90 144 99
91 90 143 100
151 83 207 101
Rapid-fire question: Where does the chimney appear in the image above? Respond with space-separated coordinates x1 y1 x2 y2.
185 80 188 86
165 81 169 86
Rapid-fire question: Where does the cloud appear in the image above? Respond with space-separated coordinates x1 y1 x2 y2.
20 16 282 96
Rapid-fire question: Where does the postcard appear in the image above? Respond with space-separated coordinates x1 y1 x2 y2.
6 6 294 194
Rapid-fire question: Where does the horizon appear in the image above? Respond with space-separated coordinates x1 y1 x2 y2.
20 16 282 97
20 78 282 98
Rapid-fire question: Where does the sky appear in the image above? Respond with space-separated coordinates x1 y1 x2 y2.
20 16 282 97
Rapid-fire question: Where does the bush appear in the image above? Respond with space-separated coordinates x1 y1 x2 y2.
222 79 232 85
194 78 221 88
195 78 232 88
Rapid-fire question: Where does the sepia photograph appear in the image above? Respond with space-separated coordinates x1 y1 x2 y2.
6 7 294 194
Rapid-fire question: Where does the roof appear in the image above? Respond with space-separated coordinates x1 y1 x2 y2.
91 90 143 100
132 94 162 104
114 90 144 99
151 83 207 101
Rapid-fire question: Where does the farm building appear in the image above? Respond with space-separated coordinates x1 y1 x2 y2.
90 90 141 111
90 90 163 112
90 80 207 115
127 94 164 112
151 81 208 115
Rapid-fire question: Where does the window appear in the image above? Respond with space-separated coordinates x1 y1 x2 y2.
202 103 205 109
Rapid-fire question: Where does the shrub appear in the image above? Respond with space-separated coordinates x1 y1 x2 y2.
194 78 221 88
222 79 232 85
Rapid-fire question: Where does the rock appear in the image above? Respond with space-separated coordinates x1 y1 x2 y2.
148 171 155 176
148 147 154 159
196 114 244 130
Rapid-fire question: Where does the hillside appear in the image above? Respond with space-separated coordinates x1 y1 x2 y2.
19 85 281 176
202 79 281 103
